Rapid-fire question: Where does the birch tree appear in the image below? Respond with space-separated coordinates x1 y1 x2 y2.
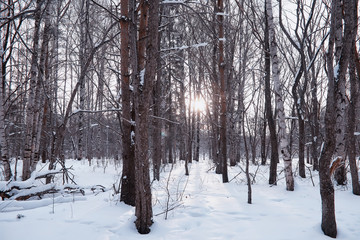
265 0 294 191
333 0 348 186
279 0 317 178
22 0 44 180
264 3 279 185
319 0 357 237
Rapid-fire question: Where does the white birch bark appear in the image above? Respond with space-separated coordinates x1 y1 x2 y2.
266 0 294 191
333 0 347 185
30 2 52 172
23 0 42 180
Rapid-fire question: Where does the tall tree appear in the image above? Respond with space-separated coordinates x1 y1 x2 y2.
279 0 317 178
22 0 44 180
217 0 228 183
266 0 294 191
347 45 360 195
264 1 279 185
319 0 357 237
77 0 91 161
120 0 135 206
133 0 159 233
0 2 12 181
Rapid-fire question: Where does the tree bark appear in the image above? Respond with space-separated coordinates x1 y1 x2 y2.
320 13 337 235
77 0 91 161
333 0 348 186
266 0 294 191
217 0 228 183
120 0 136 206
264 3 278 185
23 0 43 180
319 0 357 236
31 2 52 172
134 0 159 234
347 45 360 195
152 31 162 180
0 2 12 181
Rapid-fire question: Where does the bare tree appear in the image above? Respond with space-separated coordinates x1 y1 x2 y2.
119 0 135 206
0 2 12 181
266 0 294 191
347 44 360 195
133 0 159 233
22 0 45 180
279 0 317 178
319 0 357 237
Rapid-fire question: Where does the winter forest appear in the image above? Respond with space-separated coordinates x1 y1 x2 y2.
1 0 360 239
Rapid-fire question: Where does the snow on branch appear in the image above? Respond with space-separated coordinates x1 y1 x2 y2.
0 169 106 201
70 108 122 117
161 0 185 4
216 12 229 16
161 0 202 5
161 42 208 52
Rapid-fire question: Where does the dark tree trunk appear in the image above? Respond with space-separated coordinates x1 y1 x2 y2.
320 32 337 238
261 113 267 166
347 45 360 195
152 39 162 180
218 0 228 183
120 0 136 206
310 59 319 171
134 0 159 234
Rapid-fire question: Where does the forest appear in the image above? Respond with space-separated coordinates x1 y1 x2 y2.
0 0 360 239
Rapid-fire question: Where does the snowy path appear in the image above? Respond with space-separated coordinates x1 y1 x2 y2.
149 160 359 240
1 159 359 240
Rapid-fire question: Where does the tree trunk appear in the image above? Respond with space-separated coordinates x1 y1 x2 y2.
264 0 279 186
261 112 267 166
31 2 52 172
217 0 228 183
120 0 136 206
333 0 348 186
320 18 337 236
134 0 159 233
310 54 319 171
319 0 357 236
23 0 43 180
0 3 11 181
347 46 360 195
266 0 294 191
152 33 162 180
77 0 91 161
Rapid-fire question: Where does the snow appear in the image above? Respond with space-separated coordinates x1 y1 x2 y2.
216 12 229 16
161 0 185 4
140 69 145 87
334 64 339 81
1 158 360 240
161 42 208 52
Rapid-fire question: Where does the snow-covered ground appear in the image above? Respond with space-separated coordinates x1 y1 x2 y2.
1 158 359 240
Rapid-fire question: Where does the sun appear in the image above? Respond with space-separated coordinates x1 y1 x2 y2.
192 96 206 113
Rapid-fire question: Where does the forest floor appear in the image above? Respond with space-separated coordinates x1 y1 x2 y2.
0 158 359 240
